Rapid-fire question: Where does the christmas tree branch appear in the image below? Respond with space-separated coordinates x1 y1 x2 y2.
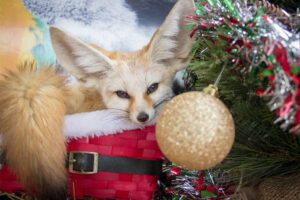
187 36 300 187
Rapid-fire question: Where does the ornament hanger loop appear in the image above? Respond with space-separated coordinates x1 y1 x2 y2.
203 64 226 97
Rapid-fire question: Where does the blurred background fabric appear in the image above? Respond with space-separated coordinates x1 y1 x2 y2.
22 0 176 52
0 0 56 70
0 0 175 70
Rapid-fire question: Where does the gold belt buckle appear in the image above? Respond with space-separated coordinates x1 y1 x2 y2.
68 151 99 174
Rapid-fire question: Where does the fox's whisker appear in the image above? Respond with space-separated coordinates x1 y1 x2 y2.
107 108 129 114
116 116 129 120
110 112 128 118
107 108 130 120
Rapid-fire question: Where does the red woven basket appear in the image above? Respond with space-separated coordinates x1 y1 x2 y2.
0 126 163 200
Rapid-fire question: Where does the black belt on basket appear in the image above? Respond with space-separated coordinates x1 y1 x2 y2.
67 152 162 175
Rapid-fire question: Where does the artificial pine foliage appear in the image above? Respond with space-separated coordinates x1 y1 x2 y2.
184 0 300 192
187 37 300 187
156 0 299 198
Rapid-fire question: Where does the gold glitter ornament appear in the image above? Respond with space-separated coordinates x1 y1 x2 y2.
156 91 235 170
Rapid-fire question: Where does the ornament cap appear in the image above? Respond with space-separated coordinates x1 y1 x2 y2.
203 84 219 97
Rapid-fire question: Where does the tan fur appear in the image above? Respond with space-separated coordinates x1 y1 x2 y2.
0 62 67 199
0 0 195 198
65 84 105 114
50 0 195 124
0 62 105 199
128 96 136 115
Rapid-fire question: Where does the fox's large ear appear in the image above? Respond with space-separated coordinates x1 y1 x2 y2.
147 0 195 69
50 27 114 83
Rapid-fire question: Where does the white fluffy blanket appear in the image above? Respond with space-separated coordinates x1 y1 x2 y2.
22 0 174 52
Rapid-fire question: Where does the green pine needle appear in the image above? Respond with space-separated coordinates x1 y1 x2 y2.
186 35 300 187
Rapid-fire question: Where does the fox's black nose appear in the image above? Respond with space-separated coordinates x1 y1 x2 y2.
137 112 149 123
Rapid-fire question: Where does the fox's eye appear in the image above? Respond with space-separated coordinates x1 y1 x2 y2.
147 83 159 95
116 90 130 99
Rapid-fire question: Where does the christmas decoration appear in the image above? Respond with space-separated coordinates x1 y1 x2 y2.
0 126 163 200
156 90 235 170
182 1 300 198
188 0 300 133
155 162 232 199
1 0 299 199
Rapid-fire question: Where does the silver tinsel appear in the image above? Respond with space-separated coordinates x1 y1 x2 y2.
193 0 300 132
